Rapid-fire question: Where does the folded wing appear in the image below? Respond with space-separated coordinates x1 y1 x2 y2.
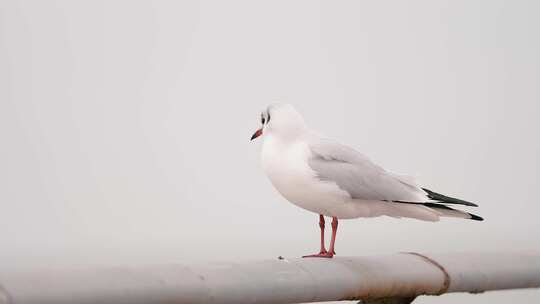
308 139 427 202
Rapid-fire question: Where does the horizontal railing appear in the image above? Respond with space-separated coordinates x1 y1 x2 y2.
1 251 539 304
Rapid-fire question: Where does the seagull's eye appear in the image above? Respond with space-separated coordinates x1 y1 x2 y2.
261 115 265 125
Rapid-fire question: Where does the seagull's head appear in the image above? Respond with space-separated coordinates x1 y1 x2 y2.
250 103 307 141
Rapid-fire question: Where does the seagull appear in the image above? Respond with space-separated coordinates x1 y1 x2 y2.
251 103 483 258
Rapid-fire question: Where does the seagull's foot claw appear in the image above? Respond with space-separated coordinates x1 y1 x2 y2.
302 251 334 258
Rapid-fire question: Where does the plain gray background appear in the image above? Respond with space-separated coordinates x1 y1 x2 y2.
1 1 539 303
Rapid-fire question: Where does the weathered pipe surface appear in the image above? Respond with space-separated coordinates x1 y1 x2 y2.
0 252 539 304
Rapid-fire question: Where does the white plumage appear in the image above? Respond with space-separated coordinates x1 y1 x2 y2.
255 103 481 222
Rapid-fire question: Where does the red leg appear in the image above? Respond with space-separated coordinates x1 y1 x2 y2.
328 217 338 256
317 214 327 253
303 215 333 258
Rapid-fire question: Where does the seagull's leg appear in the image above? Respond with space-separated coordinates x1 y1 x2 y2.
302 214 332 258
318 214 327 254
328 217 338 256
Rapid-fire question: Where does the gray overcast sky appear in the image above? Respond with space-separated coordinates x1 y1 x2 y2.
1 1 539 303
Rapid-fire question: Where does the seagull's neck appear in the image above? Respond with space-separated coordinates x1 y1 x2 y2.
266 125 310 144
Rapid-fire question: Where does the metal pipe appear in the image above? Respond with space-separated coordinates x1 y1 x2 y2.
0 252 539 304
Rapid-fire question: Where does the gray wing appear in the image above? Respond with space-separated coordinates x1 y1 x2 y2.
308 139 427 202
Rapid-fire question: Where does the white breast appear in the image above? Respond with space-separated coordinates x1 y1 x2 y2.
261 135 350 216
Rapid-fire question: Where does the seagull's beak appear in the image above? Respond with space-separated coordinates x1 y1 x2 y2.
250 128 263 141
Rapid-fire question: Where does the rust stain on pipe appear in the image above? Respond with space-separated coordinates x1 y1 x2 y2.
404 252 451 294
337 255 440 301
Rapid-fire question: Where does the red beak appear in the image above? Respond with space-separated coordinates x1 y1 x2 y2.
250 128 263 141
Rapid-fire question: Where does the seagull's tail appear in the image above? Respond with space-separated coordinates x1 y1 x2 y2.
380 201 483 222
423 202 484 221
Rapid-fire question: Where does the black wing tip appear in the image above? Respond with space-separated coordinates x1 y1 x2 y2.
423 202 484 221
469 213 484 221
462 201 479 207
422 188 479 207
425 203 484 221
